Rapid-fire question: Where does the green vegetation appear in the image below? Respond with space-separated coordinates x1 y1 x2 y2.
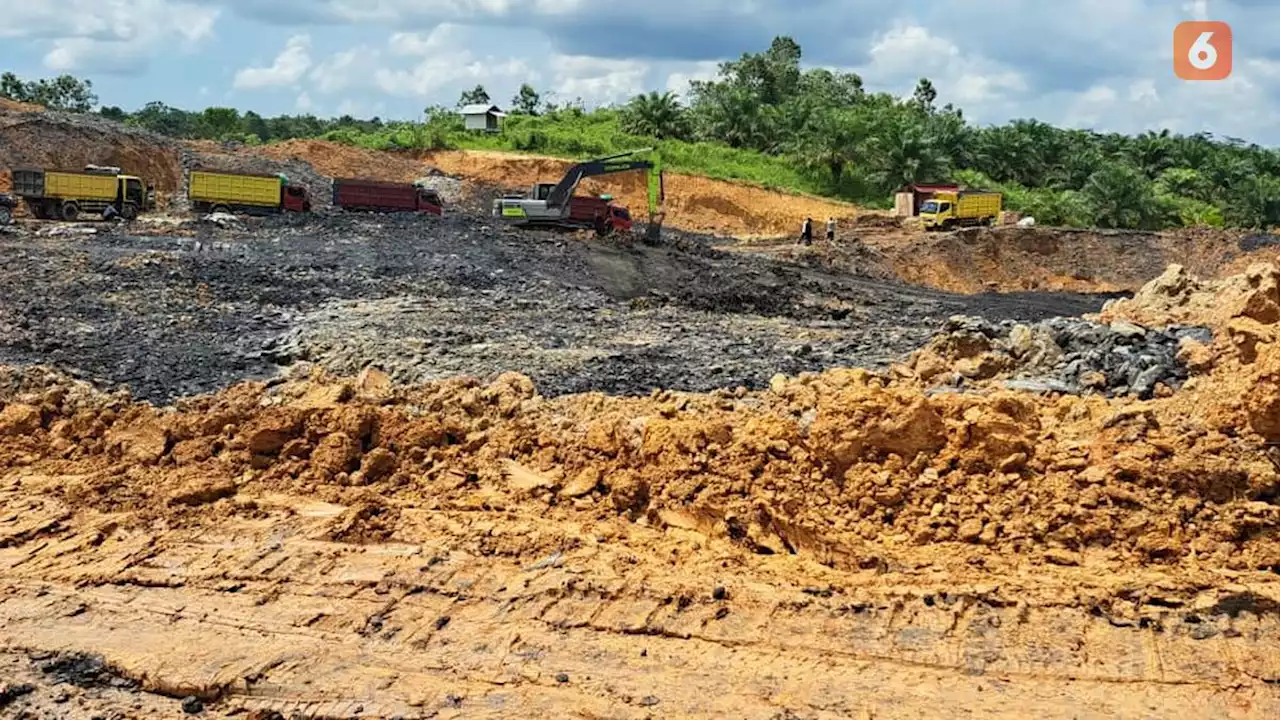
5 39 1280 229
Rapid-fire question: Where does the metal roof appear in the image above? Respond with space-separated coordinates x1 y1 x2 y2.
459 104 506 116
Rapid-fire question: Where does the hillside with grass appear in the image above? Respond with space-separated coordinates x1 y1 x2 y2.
4 37 1280 230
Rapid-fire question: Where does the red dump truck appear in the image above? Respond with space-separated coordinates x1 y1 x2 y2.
568 195 633 233
332 178 443 215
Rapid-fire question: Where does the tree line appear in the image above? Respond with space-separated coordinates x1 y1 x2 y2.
4 40 1280 230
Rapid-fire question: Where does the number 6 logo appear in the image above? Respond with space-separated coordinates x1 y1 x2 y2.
1174 21 1232 80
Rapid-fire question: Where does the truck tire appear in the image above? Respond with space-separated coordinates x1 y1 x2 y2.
61 201 79 222
0 206 10 225
121 202 138 221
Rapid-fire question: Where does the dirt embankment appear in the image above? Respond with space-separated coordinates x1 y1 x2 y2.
421 148 861 237
863 225 1259 294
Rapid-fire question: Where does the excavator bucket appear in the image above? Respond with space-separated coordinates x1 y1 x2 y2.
645 153 665 243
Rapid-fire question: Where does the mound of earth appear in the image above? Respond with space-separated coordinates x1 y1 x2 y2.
1095 262 1280 329
0 108 184 196
252 138 435 184
908 314 1209 398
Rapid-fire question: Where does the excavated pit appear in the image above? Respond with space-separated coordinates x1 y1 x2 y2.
2 114 1280 718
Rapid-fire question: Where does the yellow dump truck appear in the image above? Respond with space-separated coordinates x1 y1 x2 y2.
189 170 311 215
919 190 1002 230
11 167 155 221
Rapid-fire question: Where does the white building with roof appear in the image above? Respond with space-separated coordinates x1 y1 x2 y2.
459 104 506 133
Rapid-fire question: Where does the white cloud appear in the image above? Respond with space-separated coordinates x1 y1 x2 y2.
0 0 218 75
295 91 313 111
233 34 312 90
665 61 720 99
548 55 649 106
856 23 1026 108
355 25 542 101
310 46 380 94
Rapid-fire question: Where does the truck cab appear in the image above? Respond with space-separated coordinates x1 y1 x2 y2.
919 197 953 228
121 176 152 213
281 184 310 212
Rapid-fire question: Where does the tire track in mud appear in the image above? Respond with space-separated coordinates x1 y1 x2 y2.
2 492 1277 719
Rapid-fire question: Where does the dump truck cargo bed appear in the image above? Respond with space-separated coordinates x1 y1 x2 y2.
12 169 119 202
189 171 283 209
332 178 443 215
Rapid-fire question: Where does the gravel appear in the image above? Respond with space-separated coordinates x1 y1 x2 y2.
920 315 1210 398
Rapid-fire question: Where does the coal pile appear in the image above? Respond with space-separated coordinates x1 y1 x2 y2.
913 315 1211 398
0 210 1107 403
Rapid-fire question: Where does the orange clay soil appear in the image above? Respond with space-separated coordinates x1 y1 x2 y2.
2 265 1280 717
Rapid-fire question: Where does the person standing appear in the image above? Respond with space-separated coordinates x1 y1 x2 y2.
799 217 813 246
825 216 836 243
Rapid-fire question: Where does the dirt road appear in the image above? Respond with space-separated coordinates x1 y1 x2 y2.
3 486 1276 719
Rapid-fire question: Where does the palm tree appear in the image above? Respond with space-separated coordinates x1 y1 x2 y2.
620 91 689 140
865 117 951 192
786 108 866 187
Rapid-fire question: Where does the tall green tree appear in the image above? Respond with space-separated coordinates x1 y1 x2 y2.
510 84 542 115
457 85 491 108
0 72 97 112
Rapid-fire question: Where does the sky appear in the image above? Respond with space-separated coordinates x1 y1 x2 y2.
3 1 1280 143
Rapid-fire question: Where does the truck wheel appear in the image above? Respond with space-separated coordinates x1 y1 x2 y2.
61 201 79 222
0 206 10 225
121 202 138 221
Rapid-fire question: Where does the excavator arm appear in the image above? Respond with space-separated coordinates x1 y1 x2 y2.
544 149 658 209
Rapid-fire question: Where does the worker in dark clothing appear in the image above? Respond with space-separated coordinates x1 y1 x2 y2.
825 217 836 243
799 217 813 246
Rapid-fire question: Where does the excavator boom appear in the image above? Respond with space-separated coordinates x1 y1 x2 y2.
544 148 657 209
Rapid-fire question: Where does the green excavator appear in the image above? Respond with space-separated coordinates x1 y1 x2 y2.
492 148 665 239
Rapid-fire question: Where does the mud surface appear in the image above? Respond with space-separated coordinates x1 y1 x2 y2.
0 214 1103 404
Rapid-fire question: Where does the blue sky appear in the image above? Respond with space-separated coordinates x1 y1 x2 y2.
4 1 1280 143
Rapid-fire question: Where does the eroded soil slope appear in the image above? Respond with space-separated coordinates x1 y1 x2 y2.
856 224 1266 294
421 149 861 237
1 263 1280 718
